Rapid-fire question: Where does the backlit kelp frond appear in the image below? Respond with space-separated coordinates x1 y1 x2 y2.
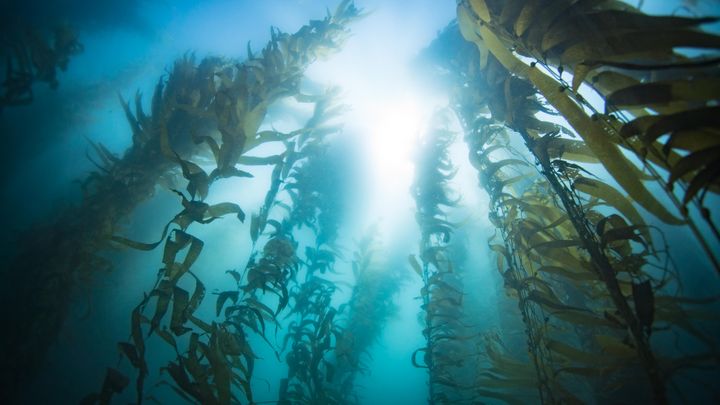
103 88 348 404
0 23 83 109
425 19 720 404
0 53 224 402
457 0 720 272
75 4 361 404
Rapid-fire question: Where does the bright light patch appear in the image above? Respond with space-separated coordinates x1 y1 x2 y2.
369 97 425 184
303 1 454 237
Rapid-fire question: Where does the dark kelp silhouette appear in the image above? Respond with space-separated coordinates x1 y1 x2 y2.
0 23 83 110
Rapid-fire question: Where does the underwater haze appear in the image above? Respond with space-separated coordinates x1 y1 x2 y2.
1 0 720 404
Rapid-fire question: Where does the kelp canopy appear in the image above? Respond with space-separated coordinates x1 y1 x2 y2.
0 0 719 404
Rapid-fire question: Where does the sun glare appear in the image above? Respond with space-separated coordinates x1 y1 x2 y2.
369 97 424 183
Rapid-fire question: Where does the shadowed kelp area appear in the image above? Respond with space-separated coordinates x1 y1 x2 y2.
0 0 719 404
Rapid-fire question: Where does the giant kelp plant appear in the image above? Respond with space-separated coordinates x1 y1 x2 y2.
2 0 720 404
423 1 720 403
0 2 360 402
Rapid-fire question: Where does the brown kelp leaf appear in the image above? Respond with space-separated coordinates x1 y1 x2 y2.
203 334 232 405
560 30 720 66
668 146 720 186
193 134 221 164
665 129 720 155
607 79 720 108
161 230 203 281
544 137 599 163
100 367 130 401
155 327 177 349
162 361 205 403
170 287 191 336
277 284 290 315
111 225 169 251
225 270 242 285
622 107 720 155
244 130 294 152
682 161 720 205
573 176 652 242
526 289 588 313
632 280 655 335
208 202 246 222
186 275 206 317
553 309 618 329
543 13 718 55
188 314 213 334
547 339 617 365
118 94 143 140
249 213 262 243
130 303 145 361
596 335 636 358
161 229 189 263
175 153 210 201
530 239 581 251
81 367 131 405
601 225 646 250
411 348 429 368
474 388 528 405
472 22 683 225
408 254 423 278
485 158 530 178
85 137 119 168
216 290 240 317
571 63 598 92
117 342 142 370
149 280 173 335
536 265 595 282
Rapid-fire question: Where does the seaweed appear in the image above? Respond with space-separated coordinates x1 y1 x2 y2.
3 2 360 404
0 23 83 109
423 14 720 403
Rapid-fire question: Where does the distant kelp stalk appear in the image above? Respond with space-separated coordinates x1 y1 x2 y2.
410 112 470 403
0 1 360 403
329 229 406 403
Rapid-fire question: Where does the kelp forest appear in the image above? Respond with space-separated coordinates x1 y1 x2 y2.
1 0 719 404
